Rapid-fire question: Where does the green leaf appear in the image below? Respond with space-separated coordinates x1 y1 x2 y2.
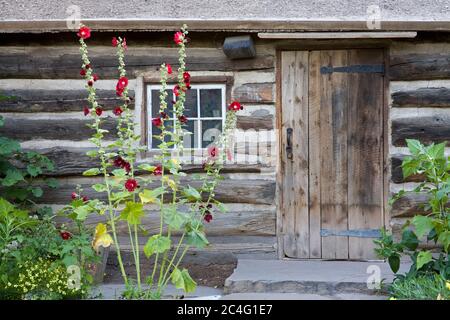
186 229 209 248
139 187 164 204
92 183 107 192
120 202 144 225
163 205 186 230
0 137 20 156
74 205 91 221
62 255 78 267
411 216 434 238
406 139 423 156
426 142 445 159
46 178 59 188
2 169 24 186
400 229 419 251
31 187 43 198
82 168 101 176
143 235 171 258
437 230 450 251
183 186 201 201
215 202 227 213
0 115 3 127
86 150 98 158
388 254 400 273
112 168 127 177
138 163 156 172
0 197 15 214
170 268 197 293
416 251 433 270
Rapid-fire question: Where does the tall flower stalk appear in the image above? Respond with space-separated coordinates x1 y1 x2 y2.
77 24 243 299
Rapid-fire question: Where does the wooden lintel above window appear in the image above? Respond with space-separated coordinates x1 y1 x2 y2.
258 31 417 39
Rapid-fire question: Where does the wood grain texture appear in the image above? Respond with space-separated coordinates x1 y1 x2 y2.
0 47 274 79
389 54 450 81
232 83 274 103
391 192 431 218
236 113 274 130
280 51 310 258
392 114 450 146
0 89 134 112
392 87 450 108
35 177 276 205
347 49 384 260
0 116 118 141
319 50 349 260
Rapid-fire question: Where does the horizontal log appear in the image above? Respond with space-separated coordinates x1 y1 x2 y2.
391 154 426 183
36 177 276 205
391 218 441 250
32 147 267 177
236 113 273 130
232 83 274 103
389 54 450 81
0 89 134 112
0 47 274 79
57 205 276 237
390 192 430 218
392 87 450 108
391 114 450 146
0 116 118 141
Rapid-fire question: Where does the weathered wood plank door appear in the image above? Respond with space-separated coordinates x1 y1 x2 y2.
280 49 384 260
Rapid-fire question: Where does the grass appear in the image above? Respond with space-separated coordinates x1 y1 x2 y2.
389 273 449 300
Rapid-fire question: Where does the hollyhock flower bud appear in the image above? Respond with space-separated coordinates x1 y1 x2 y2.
77 26 91 39
82 196 89 202
125 178 138 192
228 101 242 112
204 213 213 223
178 115 188 124
80 69 86 76
174 31 184 45
152 117 163 127
113 106 123 116
93 74 99 81
88 80 94 87
183 71 190 83
160 111 168 119
83 106 90 116
95 107 103 116
85 64 91 69
112 37 118 47
153 164 163 176
167 64 172 74
71 192 78 200
60 231 72 240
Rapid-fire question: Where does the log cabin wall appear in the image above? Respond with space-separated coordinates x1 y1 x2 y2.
0 32 278 260
388 33 450 245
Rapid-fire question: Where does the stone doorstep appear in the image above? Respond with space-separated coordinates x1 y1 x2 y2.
224 259 410 296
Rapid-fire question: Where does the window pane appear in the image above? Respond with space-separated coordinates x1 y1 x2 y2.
201 120 222 148
182 120 199 149
200 89 222 118
151 120 174 149
183 89 198 118
151 89 173 118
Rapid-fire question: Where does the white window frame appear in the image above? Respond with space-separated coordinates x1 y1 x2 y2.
146 84 226 150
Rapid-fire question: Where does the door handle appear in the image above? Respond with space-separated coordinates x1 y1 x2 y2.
286 128 293 160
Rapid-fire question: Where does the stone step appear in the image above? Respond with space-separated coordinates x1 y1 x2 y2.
224 259 410 296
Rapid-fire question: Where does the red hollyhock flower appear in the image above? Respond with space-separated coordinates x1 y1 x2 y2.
60 231 72 240
80 69 86 76
113 156 125 167
174 31 184 44
167 64 172 74
116 85 124 97
125 178 138 192
71 192 78 200
173 85 181 97
93 74 99 82
85 64 91 69
95 107 103 116
82 195 89 202
88 80 94 87
178 115 188 124
208 145 219 159
228 101 242 112
117 76 128 89
152 117 163 127
204 213 213 223
112 37 118 47
160 111 168 119
183 72 190 83
77 26 91 39
113 106 123 116
123 162 131 173
153 164 163 176
83 106 90 116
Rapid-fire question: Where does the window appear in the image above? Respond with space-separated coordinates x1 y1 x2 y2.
146 84 226 150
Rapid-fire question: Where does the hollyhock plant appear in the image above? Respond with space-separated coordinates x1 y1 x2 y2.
60 231 72 240
83 106 90 116
77 26 91 39
77 24 241 299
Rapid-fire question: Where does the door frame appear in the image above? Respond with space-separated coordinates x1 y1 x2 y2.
275 43 390 260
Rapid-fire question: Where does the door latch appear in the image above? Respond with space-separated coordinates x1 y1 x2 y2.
286 128 293 160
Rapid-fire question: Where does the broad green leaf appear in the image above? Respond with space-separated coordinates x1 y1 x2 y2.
74 205 91 221
62 255 78 267
170 268 197 293
86 150 98 158
0 137 20 156
31 187 43 198
92 183 107 192
92 223 113 252
26 164 42 177
120 202 144 225
388 254 400 273
401 158 419 178
406 139 423 156
143 235 171 258
82 168 101 176
183 186 201 201
112 168 127 177
139 187 164 204
412 216 434 238
401 229 419 251
163 205 186 230
437 231 450 251
416 251 433 270
426 142 445 159
0 197 14 214
138 163 156 172
186 229 209 248
46 178 59 188
2 169 24 186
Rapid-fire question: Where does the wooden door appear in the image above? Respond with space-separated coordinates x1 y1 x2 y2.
279 49 384 260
